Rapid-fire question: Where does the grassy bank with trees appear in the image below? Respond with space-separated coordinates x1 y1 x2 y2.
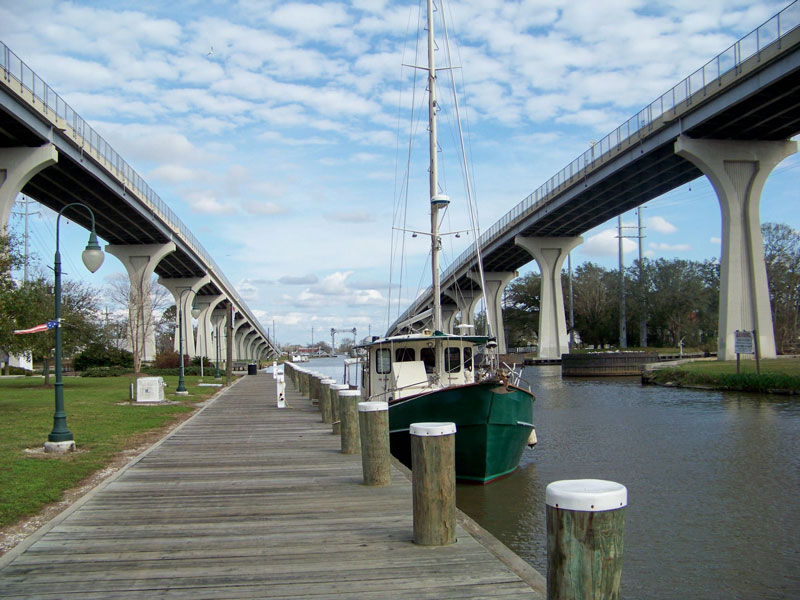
642 357 800 394
0 374 226 530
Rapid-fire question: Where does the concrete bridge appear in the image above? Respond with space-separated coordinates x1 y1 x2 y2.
0 42 277 363
388 3 800 361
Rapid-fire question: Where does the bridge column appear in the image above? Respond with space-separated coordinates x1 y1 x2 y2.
469 271 517 353
0 144 58 229
210 307 227 368
675 135 797 360
106 243 176 362
234 324 252 361
158 275 210 358
444 289 482 331
515 236 583 359
195 294 224 361
231 317 247 361
441 304 458 334
242 330 257 360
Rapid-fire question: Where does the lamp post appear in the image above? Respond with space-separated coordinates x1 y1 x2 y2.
45 203 104 453
176 289 200 395
213 326 221 379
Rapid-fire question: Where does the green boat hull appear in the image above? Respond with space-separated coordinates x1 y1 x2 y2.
388 381 535 484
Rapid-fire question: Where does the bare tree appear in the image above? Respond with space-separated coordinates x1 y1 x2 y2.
106 274 170 373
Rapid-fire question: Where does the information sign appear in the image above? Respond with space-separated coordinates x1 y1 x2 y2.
734 330 755 355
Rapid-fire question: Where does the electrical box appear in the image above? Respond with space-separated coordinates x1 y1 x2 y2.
137 377 165 403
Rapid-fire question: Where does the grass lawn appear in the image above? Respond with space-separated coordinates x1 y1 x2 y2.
0 374 228 529
645 357 800 392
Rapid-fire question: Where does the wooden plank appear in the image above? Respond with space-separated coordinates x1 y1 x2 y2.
0 375 543 599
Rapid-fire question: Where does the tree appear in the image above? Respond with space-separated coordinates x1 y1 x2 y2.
503 271 541 347
156 304 177 355
106 273 170 373
763 222 800 353
0 233 24 373
572 262 617 347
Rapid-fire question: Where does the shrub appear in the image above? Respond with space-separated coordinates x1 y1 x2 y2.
154 351 189 369
81 366 134 377
74 343 133 371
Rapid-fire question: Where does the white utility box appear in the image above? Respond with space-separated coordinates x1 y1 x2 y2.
137 377 165 403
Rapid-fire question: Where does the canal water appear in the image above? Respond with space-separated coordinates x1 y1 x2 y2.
295 358 800 598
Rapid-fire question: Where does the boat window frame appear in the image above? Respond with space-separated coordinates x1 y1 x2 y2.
395 347 416 362
463 346 473 371
420 347 436 374
375 348 392 374
444 346 461 373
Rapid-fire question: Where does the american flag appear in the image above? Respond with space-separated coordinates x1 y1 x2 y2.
13 320 58 335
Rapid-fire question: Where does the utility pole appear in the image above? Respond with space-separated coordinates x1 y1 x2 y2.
568 253 575 349
618 215 627 349
638 207 647 348
11 196 40 283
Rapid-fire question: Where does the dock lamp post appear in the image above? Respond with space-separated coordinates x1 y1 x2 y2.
45 203 104 453
213 327 221 379
176 289 200 395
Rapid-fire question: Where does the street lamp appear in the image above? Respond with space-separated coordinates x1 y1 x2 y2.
45 203 104 453
213 327 221 379
176 289 200 395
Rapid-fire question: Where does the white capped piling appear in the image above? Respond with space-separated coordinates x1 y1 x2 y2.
338 389 362 454
319 378 337 423
410 422 457 546
545 479 627 600
358 401 390 486
276 372 286 408
298 369 309 396
272 361 278 379
309 373 323 405
329 384 348 435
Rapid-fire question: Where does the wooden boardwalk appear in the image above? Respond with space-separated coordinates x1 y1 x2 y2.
0 374 544 599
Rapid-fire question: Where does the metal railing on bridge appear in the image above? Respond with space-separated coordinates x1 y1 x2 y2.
0 41 276 352
394 0 800 328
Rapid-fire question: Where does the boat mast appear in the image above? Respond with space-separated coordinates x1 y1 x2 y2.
427 0 444 332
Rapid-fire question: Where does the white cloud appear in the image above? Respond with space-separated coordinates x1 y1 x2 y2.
649 242 692 252
647 215 678 234
580 228 637 258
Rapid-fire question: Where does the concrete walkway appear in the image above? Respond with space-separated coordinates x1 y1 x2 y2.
0 373 544 599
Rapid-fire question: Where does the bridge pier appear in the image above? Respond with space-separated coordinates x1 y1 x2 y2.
675 135 797 360
441 304 458 334
469 271 517 353
195 294 225 363
106 243 176 363
444 288 482 333
159 275 210 358
231 317 248 361
515 236 583 360
0 144 58 230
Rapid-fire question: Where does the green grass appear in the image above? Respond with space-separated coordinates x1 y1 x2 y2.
645 358 800 393
0 374 227 528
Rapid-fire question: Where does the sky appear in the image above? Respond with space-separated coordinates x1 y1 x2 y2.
2 0 798 347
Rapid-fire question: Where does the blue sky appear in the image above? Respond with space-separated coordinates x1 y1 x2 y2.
2 0 798 346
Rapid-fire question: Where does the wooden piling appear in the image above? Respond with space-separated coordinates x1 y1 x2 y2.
338 389 362 454
410 422 456 546
545 479 627 600
329 384 348 435
358 401 390 486
319 378 336 423
309 373 322 404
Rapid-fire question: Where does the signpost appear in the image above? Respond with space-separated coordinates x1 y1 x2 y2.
734 330 760 375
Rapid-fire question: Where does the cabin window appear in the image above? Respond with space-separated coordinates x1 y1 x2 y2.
445 347 461 373
375 349 391 374
463 347 473 371
420 347 436 373
395 347 416 362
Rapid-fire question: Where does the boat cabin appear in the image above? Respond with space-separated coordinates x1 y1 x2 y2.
361 331 489 402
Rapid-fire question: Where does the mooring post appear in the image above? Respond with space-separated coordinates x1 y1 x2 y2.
319 378 336 423
358 401 390 486
338 389 362 454
329 384 348 435
410 422 456 546
272 360 278 379
276 372 286 408
545 479 627 600
298 369 308 396
308 373 321 405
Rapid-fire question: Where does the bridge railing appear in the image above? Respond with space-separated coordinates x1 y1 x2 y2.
392 0 800 329
0 41 278 353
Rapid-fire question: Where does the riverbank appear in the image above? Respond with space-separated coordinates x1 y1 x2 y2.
642 356 800 394
0 374 227 554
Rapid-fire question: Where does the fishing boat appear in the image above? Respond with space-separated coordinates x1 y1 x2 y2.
359 0 535 484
